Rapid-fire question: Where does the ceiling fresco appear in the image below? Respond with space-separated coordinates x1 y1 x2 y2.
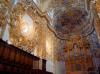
49 6 94 39
0 0 99 61
36 0 95 39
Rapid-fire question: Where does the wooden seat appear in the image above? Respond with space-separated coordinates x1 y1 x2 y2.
15 51 20 65
2 47 10 61
0 44 5 59
0 64 4 71
9 47 15 63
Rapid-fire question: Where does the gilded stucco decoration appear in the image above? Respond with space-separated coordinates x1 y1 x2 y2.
94 0 100 42
0 0 11 38
96 0 100 14
9 0 47 58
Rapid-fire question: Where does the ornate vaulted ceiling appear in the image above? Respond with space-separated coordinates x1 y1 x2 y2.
0 0 100 61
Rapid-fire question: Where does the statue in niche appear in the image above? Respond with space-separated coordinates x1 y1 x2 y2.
73 43 80 57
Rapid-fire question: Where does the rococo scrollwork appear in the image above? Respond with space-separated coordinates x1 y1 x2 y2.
9 0 47 58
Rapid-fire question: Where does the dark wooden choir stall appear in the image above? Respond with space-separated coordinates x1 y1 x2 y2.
0 39 52 74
